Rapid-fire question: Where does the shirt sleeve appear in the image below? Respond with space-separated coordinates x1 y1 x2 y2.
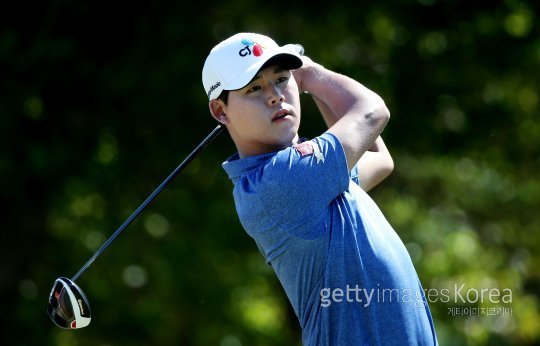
256 132 350 238
350 164 360 186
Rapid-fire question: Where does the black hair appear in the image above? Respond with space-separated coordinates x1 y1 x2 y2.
218 90 229 105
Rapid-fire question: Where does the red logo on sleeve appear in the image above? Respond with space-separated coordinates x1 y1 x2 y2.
294 141 314 156
294 141 325 163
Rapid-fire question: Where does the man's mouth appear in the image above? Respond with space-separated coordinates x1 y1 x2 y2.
272 110 291 121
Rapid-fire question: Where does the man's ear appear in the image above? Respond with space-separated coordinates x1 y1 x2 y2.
209 100 229 124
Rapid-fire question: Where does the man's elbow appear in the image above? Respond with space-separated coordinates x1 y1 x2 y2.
376 100 391 128
376 140 394 181
365 99 390 132
381 154 394 179
371 156 394 191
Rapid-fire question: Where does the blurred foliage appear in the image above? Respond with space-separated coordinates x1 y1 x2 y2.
1 0 539 345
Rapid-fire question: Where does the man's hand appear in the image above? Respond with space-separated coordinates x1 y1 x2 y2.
291 55 319 94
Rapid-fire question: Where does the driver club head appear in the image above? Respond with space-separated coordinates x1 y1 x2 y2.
47 277 91 329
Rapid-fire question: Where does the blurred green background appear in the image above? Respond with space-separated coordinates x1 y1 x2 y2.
1 0 539 345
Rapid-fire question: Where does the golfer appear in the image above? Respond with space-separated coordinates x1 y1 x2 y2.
202 32 438 345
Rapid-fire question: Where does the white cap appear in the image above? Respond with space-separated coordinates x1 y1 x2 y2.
202 33 303 100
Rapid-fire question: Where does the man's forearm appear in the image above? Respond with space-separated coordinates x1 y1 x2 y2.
297 62 383 123
294 57 390 170
296 60 387 139
368 136 385 152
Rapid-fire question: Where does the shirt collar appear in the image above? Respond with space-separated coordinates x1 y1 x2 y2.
222 151 276 181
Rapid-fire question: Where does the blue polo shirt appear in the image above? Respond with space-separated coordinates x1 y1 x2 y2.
223 133 438 345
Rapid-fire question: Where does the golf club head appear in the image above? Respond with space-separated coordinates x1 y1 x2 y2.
47 277 91 329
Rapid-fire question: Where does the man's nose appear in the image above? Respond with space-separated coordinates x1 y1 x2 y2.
268 87 285 105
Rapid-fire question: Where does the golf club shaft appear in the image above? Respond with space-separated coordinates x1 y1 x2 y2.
71 124 224 281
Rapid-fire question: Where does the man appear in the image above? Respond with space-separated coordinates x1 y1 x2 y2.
202 32 438 345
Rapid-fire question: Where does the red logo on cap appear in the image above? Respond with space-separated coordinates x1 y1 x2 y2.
239 39 264 57
253 44 263 56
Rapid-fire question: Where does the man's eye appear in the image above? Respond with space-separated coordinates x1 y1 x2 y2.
276 76 288 83
247 85 261 93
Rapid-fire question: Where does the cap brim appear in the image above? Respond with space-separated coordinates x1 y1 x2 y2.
223 50 303 92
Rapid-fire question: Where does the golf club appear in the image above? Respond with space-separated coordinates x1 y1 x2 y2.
47 43 305 330
47 124 223 329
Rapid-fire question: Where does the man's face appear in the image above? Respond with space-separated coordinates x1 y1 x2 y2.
218 64 301 157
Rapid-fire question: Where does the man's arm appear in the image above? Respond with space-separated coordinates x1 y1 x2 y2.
293 57 391 188
356 137 394 191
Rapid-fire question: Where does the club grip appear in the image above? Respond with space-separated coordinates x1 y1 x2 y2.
199 124 224 150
